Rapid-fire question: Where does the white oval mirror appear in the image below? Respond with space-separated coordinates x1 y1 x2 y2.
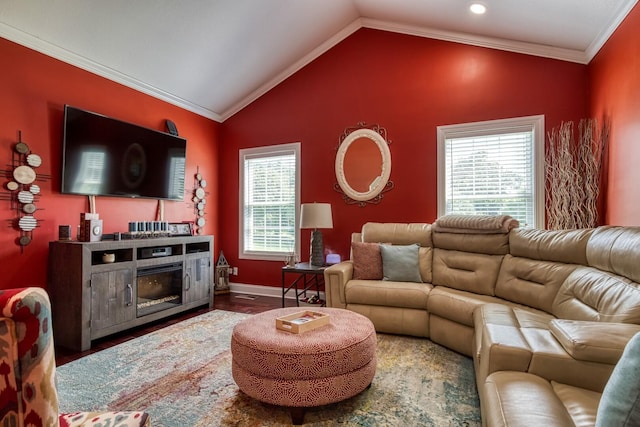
335 126 392 204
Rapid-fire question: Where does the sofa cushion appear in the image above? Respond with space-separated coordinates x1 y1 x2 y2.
495 254 577 314
552 267 640 323
351 242 383 280
596 332 640 427
550 319 640 364
59 411 150 426
509 228 592 265
433 214 519 233
432 231 510 255
380 244 422 282
587 226 640 283
428 287 506 327
552 381 600 427
345 279 431 309
483 371 577 426
432 248 503 296
361 222 432 247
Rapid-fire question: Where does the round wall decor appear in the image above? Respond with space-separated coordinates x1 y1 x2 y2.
1 131 50 250
26 153 42 167
17 190 34 204
192 167 207 235
18 215 37 231
13 165 36 184
22 203 36 214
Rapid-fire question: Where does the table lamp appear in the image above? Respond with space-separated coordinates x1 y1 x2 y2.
300 203 333 267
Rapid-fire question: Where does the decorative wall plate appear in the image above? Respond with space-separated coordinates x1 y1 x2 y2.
18 215 37 231
14 142 29 154
26 153 42 167
29 184 40 194
17 190 34 204
13 165 36 184
6 181 19 191
22 203 36 214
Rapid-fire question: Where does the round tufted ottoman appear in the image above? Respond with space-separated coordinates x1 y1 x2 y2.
231 307 377 424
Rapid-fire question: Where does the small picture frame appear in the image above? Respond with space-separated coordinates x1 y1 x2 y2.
169 222 192 236
183 221 195 235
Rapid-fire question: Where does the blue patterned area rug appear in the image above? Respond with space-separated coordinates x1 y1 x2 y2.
57 310 480 426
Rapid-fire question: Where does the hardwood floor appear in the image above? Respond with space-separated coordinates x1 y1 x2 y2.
55 292 291 366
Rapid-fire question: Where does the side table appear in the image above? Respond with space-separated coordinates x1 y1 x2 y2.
281 262 326 307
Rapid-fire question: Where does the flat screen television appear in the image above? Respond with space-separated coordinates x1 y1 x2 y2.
61 105 187 201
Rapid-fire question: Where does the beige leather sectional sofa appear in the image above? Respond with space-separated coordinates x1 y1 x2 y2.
324 216 640 426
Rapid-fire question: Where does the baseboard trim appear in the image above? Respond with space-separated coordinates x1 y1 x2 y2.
228 282 325 301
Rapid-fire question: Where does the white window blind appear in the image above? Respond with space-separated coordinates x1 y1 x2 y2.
437 116 544 228
240 143 300 260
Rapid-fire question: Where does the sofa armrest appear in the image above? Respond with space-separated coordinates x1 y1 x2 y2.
0 287 59 425
323 261 353 309
550 319 640 364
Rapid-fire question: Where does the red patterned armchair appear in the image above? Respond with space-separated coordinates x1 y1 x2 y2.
0 287 149 426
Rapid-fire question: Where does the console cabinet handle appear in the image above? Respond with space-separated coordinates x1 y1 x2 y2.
185 272 191 291
126 283 133 306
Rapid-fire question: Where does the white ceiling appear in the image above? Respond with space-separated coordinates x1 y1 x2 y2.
1 0 637 122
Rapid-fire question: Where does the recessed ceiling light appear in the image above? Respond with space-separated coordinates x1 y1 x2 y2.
470 3 487 14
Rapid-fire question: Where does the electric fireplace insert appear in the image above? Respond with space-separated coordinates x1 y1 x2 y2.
136 263 183 317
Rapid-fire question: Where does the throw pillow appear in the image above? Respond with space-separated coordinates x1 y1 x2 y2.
351 242 383 280
596 332 640 426
380 243 423 283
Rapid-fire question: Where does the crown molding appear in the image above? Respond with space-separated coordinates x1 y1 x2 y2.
584 0 639 61
0 22 222 121
361 18 589 64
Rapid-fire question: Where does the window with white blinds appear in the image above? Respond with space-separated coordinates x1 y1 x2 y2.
239 143 300 260
437 116 544 228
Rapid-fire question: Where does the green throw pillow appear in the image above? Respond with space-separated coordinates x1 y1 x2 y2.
596 332 640 426
380 243 422 283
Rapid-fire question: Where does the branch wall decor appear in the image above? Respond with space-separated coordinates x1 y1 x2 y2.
545 117 610 230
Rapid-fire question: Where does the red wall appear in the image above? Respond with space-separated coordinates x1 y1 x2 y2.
0 38 220 290
589 3 640 225
220 28 589 288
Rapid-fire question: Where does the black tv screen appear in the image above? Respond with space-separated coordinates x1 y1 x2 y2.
61 105 186 201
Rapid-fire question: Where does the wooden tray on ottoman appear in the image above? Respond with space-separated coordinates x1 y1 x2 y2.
275 310 330 334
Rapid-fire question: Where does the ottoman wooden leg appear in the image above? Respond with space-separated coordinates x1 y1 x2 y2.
289 407 306 425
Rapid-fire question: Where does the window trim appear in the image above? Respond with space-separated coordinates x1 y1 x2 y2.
238 142 301 261
436 115 545 228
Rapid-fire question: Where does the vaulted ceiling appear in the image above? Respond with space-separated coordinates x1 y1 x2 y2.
1 0 637 122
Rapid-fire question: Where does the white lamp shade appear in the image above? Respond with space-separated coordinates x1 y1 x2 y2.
300 203 333 229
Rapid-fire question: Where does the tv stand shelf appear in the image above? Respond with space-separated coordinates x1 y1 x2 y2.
48 235 214 351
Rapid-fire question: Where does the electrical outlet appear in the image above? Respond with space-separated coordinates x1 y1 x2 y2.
233 267 238 275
